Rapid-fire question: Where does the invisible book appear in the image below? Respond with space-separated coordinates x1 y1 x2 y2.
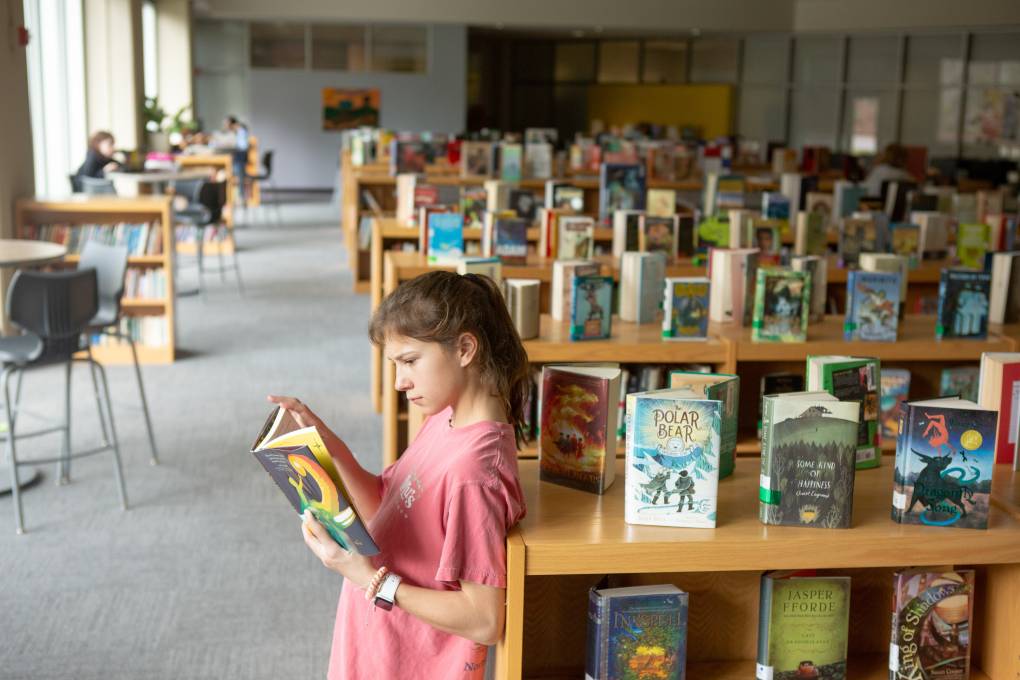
251 407 379 555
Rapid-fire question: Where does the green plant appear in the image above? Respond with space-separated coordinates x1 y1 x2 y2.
143 97 196 134
143 96 167 133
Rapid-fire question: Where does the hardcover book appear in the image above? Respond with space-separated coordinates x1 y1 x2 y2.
251 408 379 555
794 211 827 256
551 183 585 212
662 277 710 342
500 143 523 182
914 212 951 260
625 390 723 528
790 255 827 322
936 270 991 340
676 215 696 258
459 187 487 230
838 217 875 268
751 268 810 343
490 216 529 265
806 355 882 469
612 210 644 258
505 278 540 340
891 397 995 529
619 251 667 324
989 251 1020 324
708 248 759 325
559 216 597 260
760 392 859 528
890 568 975 680
525 142 553 179
390 139 427 175
460 141 493 178
758 373 804 437
844 270 901 341
750 219 782 264
570 275 614 340
833 180 863 218
426 212 465 264
640 215 680 264
762 192 791 221
484 179 512 213
456 256 502 284
599 163 646 224
647 188 677 217
955 223 990 269
509 189 538 222
586 584 688 680
880 368 911 440
551 260 600 321
978 352 1020 464
648 144 678 181
757 571 851 680
540 365 621 494
668 371 738 479
890 223 920 268
859 253 909 320
940 366 980 402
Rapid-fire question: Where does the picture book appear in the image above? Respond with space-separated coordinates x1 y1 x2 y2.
570 275 614 341
459 187 487 230
890 222 920 268
760 392 859 528
491 216 529 265
640 215 680 263
890 568 975 680
625 390 722 528
484 179 512 213
251 408 379 555
525 127 558 146
749 218 782 259
757 571 851 680
833 180 863 218
559 216 596 260
989 251 1020 324
880 368 911 440
936 270 991 340
662 277 710 342
844 270 901 341
426 212 464 264
460 140 493 178
509 189 538 222
540 365 621 494
456 256 502 284
806 355 882 469
525 142 553 180
806 192 834 225
859 253 908 320
586 584 688 680
940 366 980 402
978 353 1020 464
715 174 746 215
500 143 523 182
612 210 643 258
599 163 646 224
708 248 759 325
668 371 738 479
914 212 951 260
390 139 427 175
551 259 600 321
790 255 827 322
892 397 995 529
647 188 676 217
837 217 874 268
505 278 540 340
762 192 791 222
551 183 585 212
751 268 810 343
794 211 828 256
758 372 804 437
955 223 990 269
619 251 667 324
648 144 678 181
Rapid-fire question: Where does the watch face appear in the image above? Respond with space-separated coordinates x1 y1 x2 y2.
374 597 394 611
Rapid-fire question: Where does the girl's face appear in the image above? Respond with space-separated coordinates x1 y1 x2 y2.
98 138 115 157
385 334 475 416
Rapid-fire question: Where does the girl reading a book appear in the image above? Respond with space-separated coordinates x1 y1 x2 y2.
269 271 528 680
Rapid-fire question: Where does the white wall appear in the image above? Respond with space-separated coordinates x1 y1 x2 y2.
248 24 466 190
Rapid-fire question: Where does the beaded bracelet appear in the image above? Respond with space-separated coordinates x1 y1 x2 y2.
364 566 389 601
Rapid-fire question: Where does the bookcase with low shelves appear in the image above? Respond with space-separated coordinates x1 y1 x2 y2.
14 196 177 365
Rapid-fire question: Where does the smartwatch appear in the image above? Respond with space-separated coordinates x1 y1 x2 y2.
373 573 402 611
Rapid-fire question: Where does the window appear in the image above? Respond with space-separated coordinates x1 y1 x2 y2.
311 25 366 71
142 0 158 99
741 35 789 85
846 35 899 85
598 41 639 83
794 35 842 85
370 25 427 73
250 22 306 69
642 41 687 84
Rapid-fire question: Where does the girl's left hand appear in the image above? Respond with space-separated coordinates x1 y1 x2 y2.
301 511 377 589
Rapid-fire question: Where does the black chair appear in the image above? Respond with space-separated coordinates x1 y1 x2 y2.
247 150 282 226
1 269 128 534
79 241 160 465
69 174 83 193
171 178 243 296
80 177 117 195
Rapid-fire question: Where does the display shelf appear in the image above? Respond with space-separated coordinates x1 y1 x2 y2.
63 254 166 266
176 153 236 226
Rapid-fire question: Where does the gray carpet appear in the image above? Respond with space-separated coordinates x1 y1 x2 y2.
0 203 383 679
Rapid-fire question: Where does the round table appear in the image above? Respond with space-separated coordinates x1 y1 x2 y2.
0 239 67 494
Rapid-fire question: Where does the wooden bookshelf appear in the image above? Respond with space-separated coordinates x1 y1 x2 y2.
14 196 176 364
176 153 236 227
492 457 1020 680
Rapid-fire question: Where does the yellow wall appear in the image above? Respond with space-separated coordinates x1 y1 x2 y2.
586 84 733 139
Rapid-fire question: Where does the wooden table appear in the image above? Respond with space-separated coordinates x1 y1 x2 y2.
493 457 1020 680
107 169 211 197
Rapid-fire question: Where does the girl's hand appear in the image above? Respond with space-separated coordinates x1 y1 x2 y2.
267 394 324 431
301 511 377 589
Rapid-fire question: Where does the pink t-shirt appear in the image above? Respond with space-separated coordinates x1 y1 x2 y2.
328 407 526 680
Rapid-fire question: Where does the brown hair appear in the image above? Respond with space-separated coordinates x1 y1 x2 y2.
878 143 907 169
88 131 115 153
369 271 531 448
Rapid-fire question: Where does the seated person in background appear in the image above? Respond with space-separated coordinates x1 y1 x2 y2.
861 143 914 197
76 130 121 180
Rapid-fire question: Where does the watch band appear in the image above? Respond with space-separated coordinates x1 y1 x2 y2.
373 573 402 611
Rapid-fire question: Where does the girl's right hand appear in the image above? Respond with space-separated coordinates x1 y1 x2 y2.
267 394 324 431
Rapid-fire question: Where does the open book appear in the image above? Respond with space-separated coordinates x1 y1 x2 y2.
251 407 379 556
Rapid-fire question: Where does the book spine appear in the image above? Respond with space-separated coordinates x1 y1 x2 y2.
584 589 605 680
755 576 774 679
844 273 857 340
891 404 909 523
759 395 776 524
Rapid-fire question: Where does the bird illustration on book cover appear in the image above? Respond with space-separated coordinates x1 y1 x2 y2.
891 569 974 680
540 372 611 492
894 406 994 529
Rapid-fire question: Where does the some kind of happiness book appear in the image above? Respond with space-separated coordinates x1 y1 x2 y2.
251 407 379 555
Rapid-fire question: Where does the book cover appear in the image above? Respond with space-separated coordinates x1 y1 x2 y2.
456 256 502 284
978 354 1020 464
758 373 805 436
251 408 379 555
760 393 859 528
838 217 874 268
505 278 540 340
806 356 882 470
625 391 722 528
612 210 643 258
833 181 863 218
570 275 614 341
859 254 909 320
640 215 679 264
892 399 995 529
649 145 678 181
806 192 834 226
936 270 991 340
600 163 646 224
426 212 465 264
709 248 759 325
757 572 851 680
989 251 1020 324
880 368 911 440
500 143 523 182
751 269 810 343
540 365 620 494
844 270 901 341
461 141 493 178
525 142 553 179
890 223 920 267
662 278 710 341
619 251 667 324
509 188 538 222
492 217 529 265
890 568 975 680
750 220 781 261
940 366 981 402
647 188 676 217
790 255 827 322
559 216 596 260
390 139 427 175
668 372 738 479
762 192 791 221
459 187 487 230
551 259 600 321
586 584 688 680
794 212 828 257
955 223 989 269
552 184 585 212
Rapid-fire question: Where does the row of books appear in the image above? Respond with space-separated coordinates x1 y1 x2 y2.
89 315 170 348
123 268 168 300
587 568 975 680
22 223 165 256
537 352 1020 531
175 224 231 246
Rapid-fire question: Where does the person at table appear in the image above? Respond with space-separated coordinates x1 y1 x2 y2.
223 115 250 204
76 131 121 180
861 143 914 197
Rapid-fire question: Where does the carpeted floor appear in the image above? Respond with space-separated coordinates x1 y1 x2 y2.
0 203 384 679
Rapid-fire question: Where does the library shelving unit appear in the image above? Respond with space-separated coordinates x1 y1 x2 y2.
14 195 176 364
176 153 236 227
492 457 1020 680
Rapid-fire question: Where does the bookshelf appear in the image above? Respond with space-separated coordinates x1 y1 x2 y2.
14 196 176 364
176 153 236 227
492 457 1020 680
